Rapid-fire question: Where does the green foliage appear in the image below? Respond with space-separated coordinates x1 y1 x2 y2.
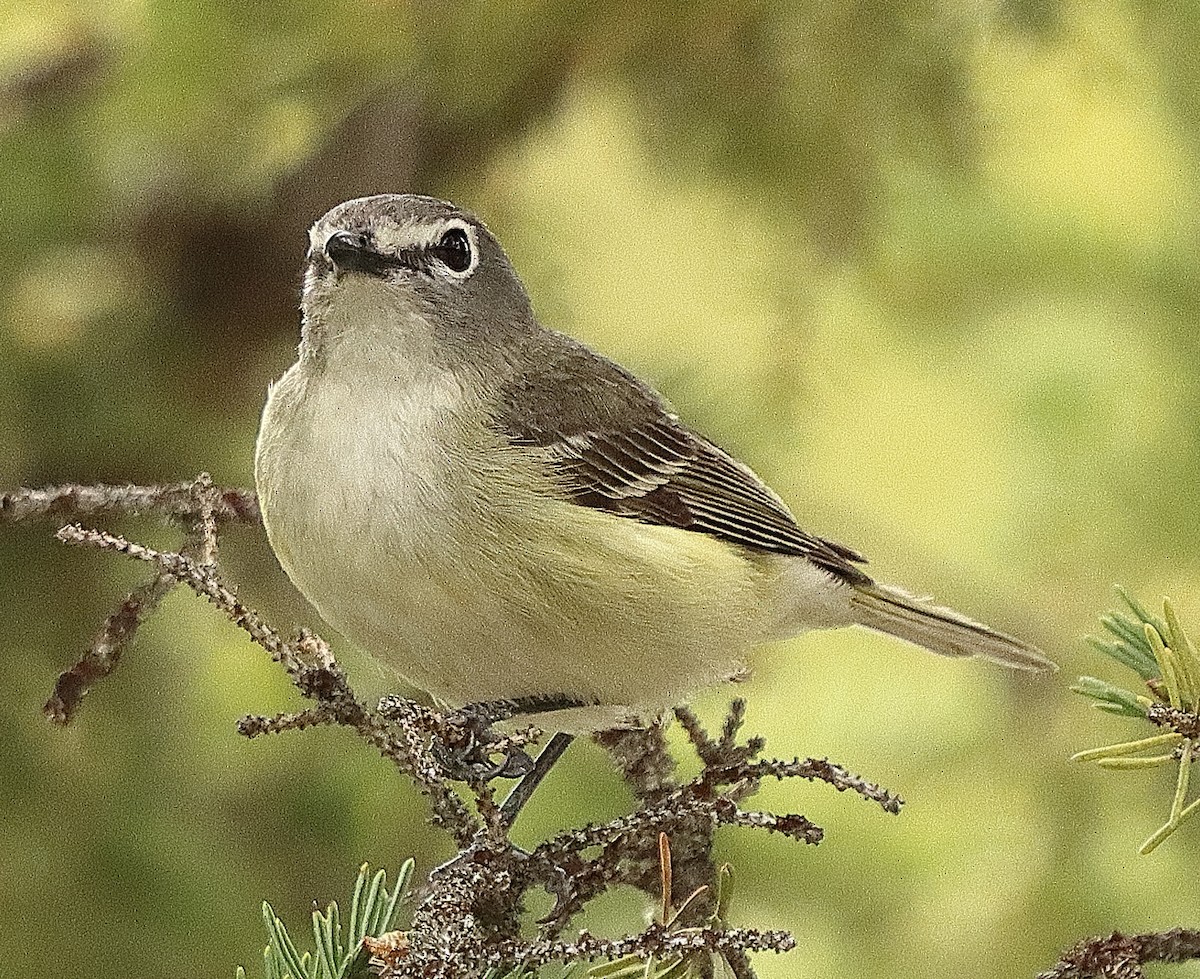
1071 587 1162 718
234 847 749 978
9 2 1200 977
236 859 553 979
236 861 413 979
1084 586 1167 684
1072 590 1200 853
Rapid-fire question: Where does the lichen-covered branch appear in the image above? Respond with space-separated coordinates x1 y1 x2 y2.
1038 928 1200 978
10 478 907 978
38 473 242 723
1147 703 1200 740
0 479 259 526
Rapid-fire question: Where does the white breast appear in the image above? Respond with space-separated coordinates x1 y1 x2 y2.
255 354 480 632
254 318 788 730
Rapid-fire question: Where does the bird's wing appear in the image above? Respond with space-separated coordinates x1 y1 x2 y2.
496 337 870 585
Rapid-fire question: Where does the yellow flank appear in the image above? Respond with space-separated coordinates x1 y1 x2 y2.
256 357 795 731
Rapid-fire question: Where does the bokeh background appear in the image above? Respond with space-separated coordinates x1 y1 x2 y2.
3 1 1200 976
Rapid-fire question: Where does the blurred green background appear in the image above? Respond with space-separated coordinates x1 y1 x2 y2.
3 1 1200 976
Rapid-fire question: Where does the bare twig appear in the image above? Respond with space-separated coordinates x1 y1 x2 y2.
1037 928 1200 978
237 706 336 738
55 522 480 845
187 471 222 567
58 524 302 668
719 756 905 814
524 704 902 943
374 862 797 979
43 570 177 724
0 480 259 526
41 474 238 723
363 701 901 977
676 701 764 769
498 923 797 970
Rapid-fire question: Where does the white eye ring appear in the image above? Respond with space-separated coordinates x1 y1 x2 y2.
428 221 478 278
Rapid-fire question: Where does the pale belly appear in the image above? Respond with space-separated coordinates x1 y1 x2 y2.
254 364 780 729
264 482 773 721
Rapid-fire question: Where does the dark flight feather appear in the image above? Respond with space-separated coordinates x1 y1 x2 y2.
496 334 870 585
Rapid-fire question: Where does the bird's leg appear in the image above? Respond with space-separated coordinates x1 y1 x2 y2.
437 694 592 784
500 732 575 825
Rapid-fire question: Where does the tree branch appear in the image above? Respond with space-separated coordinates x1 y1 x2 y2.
1038 928 1200 978
0 479 259 526
10 478 908 977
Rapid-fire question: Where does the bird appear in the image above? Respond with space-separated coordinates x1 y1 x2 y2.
254 194 1054 751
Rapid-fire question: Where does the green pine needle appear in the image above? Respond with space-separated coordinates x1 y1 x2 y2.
1073 590 1200 854
239 861 414 979
1083 587 1165 681
1069 676 1148 719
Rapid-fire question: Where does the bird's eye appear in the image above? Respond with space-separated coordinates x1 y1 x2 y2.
431 227 473 274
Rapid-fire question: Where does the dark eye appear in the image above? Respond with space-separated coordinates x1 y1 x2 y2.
431 227 472 273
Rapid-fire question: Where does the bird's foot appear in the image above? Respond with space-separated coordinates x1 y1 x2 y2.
434 704 537 782
433 694 592 786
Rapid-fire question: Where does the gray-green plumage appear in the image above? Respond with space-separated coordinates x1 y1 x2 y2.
254 194 1054 735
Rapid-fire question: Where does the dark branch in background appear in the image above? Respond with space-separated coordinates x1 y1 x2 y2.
1036 928 1200 978
18 477 1193 978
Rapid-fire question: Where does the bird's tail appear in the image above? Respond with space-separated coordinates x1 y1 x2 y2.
849 581 1056 672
